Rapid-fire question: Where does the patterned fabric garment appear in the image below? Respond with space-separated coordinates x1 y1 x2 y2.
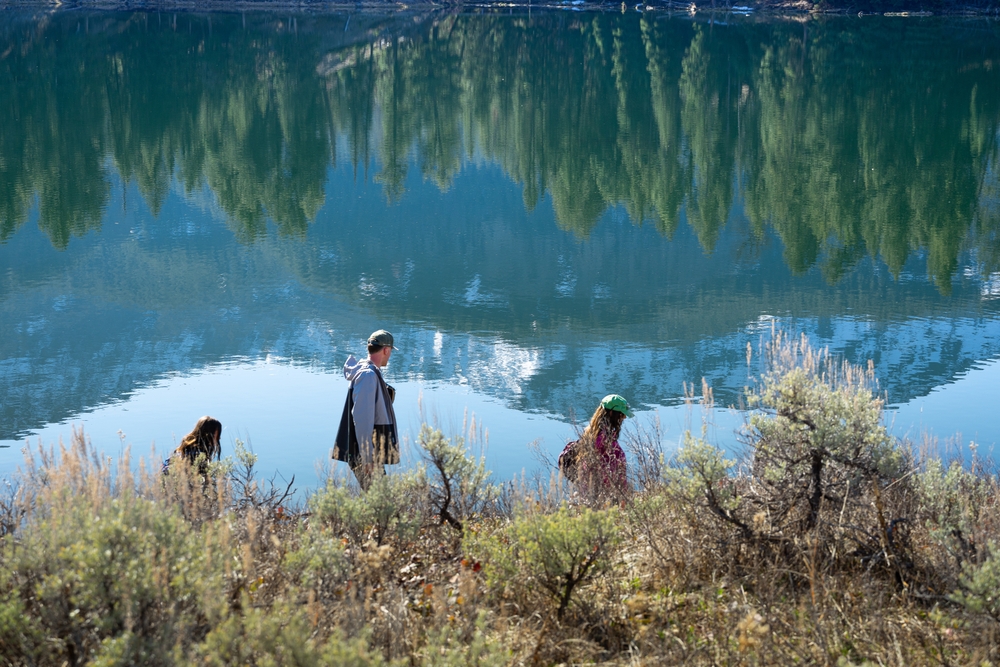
577 431 627 498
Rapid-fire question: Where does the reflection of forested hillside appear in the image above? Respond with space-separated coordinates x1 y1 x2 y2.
2 161 999 440
4 11 1000 440
2 13 999 288
0 11 420 246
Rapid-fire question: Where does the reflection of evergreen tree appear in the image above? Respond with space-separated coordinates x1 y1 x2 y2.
186 29 331 241
374 40 417 203
325 43 378 178
368 18 467 200
679 26 740 254
2 13 999 292
739 21 1000 293
638 17 687 238
410 17 466 190
0 18 109 248
1 14 332 247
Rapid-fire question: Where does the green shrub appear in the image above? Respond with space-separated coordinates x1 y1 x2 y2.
917 458 993 555
311 471 424 547
466 506 620 619
418 425 499 532
283 527 349 593
746 334 907 534
0 492 229 666
664 432 740 531
416 611 507 667
660 332 918 592
191 601 397 666
952 541 1000 623
319 631 401 667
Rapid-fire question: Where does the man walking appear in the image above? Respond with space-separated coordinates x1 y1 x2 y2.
333 330 399 490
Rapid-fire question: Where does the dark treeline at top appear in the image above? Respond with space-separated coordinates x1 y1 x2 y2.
1 12 999 291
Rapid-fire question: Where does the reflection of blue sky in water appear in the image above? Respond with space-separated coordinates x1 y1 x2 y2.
890 357 1000 459
0 362 579 484
3 357 996 487
3 157 1000 482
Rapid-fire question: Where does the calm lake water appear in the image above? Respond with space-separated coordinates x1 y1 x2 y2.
2 10 999 485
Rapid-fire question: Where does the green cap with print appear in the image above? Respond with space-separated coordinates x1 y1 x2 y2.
368 329 398 350
601 394 634 418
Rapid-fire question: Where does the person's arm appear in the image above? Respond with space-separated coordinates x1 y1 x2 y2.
351 369 378 464
610 439 628 492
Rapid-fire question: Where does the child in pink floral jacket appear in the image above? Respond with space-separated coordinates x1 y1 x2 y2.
576 394 633 501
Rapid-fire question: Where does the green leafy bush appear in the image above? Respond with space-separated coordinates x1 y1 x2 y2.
659 332 920 597
190 602 396 667
745 333 907 535
283 527 349 593
466 505 620 619
418 425 499 532
664 431 739 530
311 471 424 547
951 542 1000 623
917 458 993 553
416 611 508 667
0 491 228 666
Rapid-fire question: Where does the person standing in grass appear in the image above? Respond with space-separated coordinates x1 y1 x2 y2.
333 330 399 490
575 394 632 502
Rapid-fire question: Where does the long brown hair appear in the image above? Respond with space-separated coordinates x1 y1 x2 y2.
176 416 222 463
581 405 626 445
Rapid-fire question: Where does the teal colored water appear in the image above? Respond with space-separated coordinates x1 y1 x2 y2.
1 11 999 484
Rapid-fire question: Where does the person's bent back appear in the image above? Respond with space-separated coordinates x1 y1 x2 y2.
164 416 222 476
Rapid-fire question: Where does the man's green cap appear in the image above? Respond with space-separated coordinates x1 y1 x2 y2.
601 394 634 418
367 330 398 350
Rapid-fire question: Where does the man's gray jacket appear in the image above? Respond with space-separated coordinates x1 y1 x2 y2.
339 355 398 464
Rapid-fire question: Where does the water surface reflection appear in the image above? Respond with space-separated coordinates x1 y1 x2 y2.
2 11 999 479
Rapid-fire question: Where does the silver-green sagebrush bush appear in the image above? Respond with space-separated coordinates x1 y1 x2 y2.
664 332 913 576
745 333 908 533
0 478 228 665
189 602 395 667
920 457 1000 620
418 425 499 532
417 611 509 667
664 431 737 517
283 527 349 593
952 542 1000 623
311 471 424 547
465 505 620 618
917 458 994 556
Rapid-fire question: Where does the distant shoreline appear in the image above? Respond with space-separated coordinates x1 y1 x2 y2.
1 0 998 17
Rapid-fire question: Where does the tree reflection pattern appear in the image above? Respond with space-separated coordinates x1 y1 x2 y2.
1 13 999 292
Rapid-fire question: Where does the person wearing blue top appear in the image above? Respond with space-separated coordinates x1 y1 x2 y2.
333 330 399 490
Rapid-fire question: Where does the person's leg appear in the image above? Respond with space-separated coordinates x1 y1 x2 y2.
350 460 371 491
350 460 386 491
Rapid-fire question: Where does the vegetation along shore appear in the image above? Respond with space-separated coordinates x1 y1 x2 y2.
1 332 999 665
